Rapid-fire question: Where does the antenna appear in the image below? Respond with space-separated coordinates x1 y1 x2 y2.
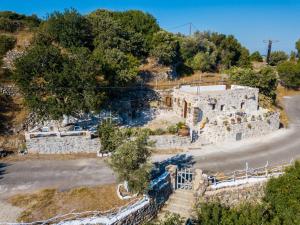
263 39 279 64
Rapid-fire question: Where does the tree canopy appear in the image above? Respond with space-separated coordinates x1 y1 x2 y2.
277 61 300 88
0 34 16 57
250 51 263 62
269 51 288 66
11 8 254 119
296 39 300 57
13 45 104 119
109 130 153 193
228 66 278 100
0 11 40 32
40 9 93 49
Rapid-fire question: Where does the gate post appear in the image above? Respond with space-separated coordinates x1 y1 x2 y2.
166 165 178 191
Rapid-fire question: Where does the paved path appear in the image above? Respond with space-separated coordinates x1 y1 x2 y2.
0 159 115 198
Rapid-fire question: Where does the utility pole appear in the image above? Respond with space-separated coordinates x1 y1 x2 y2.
263 39 279 64
189 22 192 36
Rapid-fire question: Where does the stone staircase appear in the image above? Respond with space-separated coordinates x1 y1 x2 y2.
157 189 196 221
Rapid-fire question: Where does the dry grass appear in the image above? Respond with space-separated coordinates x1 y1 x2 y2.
148 72 227 90
152 148 184 155
9 185 136 223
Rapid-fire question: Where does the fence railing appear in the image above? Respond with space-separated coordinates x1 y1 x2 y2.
208 160 293 187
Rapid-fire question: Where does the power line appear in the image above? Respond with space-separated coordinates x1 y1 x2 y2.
167 22 200 36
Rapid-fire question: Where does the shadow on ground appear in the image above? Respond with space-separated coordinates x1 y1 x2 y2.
152 154 195 178
0 162 9 180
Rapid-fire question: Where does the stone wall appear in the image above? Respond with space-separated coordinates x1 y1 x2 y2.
150 135 190 150
202 112 280 143
26 133 100 154
203 182 266 207
26 134 190 154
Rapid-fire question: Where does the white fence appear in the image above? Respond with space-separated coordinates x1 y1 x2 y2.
209 161 293 189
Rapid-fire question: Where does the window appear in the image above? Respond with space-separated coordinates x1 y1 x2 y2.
211 104 216 110
220 105 225 111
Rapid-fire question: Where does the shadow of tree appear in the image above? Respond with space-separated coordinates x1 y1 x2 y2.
0 162 9 180
152 154 195 178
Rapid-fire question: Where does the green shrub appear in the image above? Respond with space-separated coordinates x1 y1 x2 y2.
0 34 16 56
277 61 300 88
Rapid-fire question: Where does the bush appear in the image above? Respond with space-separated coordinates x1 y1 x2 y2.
250 51 263 62
196 162 300 225
0 17 20 32
277 61 300 88
228 66 278 101
269 51 288 66
0 34 16 56
150 31 180 65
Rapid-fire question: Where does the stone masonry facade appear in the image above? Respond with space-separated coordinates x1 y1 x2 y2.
171 85 280 143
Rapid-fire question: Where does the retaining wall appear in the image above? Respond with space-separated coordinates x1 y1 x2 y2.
203 181 266 207
26 133 190 154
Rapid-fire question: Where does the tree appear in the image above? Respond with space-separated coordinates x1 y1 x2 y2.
13 44 104 119
264 161 300 224
189 52 216 72
250 51 263 62
296 39 300 57
0 34 16 56
277 61 300 88
41 9 93 48
88 9 150 58
290 51 297 62
93 47 139 86
150 31 180 65
228 66 278 100
269 51 288 66
109 130 153 193
98 120 123 154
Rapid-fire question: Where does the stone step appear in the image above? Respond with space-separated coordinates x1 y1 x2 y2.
174 189 195 196
164 201 194 211
161 205 193 218
167 195 195 205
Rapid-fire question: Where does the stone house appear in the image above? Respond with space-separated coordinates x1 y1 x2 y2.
171 85 280 143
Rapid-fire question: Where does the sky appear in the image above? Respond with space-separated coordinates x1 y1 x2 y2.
1 0 299 54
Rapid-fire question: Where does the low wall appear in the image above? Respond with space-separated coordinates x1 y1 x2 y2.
26 133 191 154
203 181 266 207
150 135 190 150
26 134 100 154
57 172 172 225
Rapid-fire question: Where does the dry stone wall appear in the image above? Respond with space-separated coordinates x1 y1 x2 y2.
150 135 190 150
26 134 190 154
26 135 100 154
203 182 266 207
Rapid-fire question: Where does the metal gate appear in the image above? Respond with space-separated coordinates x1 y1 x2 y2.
176 168 194 190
